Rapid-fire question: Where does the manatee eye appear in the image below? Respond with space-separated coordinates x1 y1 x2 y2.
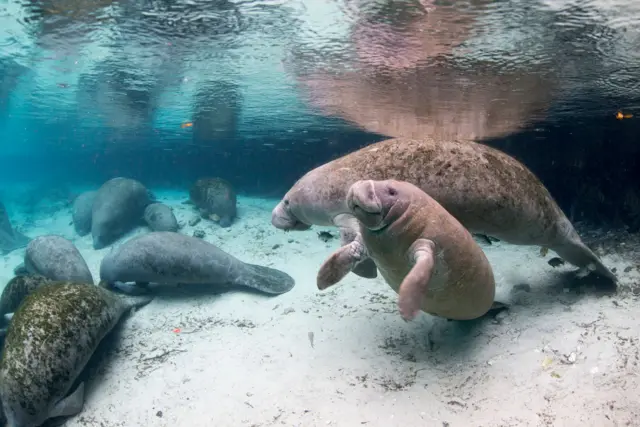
284 199 289 206
388 188 397 196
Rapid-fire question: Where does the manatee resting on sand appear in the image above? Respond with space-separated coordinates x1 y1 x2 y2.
318 180 498 321
144 203 179 232
72 191 96 236
92 177 152 249
0 282 152 427
0 202 30 255
0 275 54 334
21 235 94 283
100 231 295 295
189 177 237 227
272 137 617 284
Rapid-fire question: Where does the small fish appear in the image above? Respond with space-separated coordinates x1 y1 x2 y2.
616 111 633 120
539 247 549 257
317 231 335 242
308 331 315 348
181 122 193 129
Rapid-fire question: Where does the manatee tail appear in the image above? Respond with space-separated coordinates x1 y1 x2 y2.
551 240 617 283
238 264 295 295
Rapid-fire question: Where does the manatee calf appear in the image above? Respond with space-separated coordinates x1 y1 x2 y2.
318 180 497 321
0 275 53 333
0 201 30 255
92 177 152 249
272 137 616 283
20 235 94 283
100 231 295 295
189 177 237 227
0 282 152 427
144 203 179 232
72 191 96 236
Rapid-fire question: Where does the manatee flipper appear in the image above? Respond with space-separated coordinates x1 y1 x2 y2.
49 382 85 419
398 239 436 321
317 239 367 290
551 240 617 283
337 222 377 279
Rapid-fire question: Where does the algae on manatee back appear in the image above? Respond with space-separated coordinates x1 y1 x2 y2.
0 282 152 427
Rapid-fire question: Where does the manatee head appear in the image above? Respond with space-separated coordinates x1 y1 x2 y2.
347 179 409 232
271 187 313 231
91 215 122 249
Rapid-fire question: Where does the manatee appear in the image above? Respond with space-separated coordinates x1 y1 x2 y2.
318 180 497 321
272 137 616 283
0 282 152 427
100 231 295 295
91 177 152 249
72 191 96 236
0 201 30 255
0 275 54 334
21 235 93 283
144 203 179 232
189 177 237 227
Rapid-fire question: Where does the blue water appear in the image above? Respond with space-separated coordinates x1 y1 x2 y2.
0 1 639 425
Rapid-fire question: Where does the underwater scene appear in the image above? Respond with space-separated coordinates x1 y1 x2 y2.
0 0 640 425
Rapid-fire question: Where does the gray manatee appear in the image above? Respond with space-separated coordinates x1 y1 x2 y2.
22 235 94 283
100 231 295 295
0 282 152 427
189 177 237 228
72 191 96 236
91 177 151 249
144 203 179 232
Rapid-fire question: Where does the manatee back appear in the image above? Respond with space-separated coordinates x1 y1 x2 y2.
0 283 124 425
25 235 93 283
143 203 179 232
72 191 96 236
100 231 241 285
189 178 237 224
326 137 565 243
91 178 151 248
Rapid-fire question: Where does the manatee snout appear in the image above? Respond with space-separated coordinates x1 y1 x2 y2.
271 202 311 231
99 252 120 283
92 233 108 250
347 180 386 230
219 216 233 228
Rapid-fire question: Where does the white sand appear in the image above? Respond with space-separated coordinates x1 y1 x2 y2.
2 188 640 427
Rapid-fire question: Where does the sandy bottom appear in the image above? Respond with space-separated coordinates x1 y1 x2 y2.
1 188 640 427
